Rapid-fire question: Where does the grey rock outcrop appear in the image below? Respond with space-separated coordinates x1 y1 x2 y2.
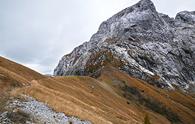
54 0 195 90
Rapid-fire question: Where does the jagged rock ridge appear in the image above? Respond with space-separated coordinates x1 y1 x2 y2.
54 0 195 90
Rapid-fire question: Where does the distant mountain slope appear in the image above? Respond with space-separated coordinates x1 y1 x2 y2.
54 0 195 90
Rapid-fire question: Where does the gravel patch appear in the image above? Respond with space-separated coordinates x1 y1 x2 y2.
0 96 92 124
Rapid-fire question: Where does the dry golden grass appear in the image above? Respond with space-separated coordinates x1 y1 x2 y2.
0 56 45 112
0 57 43 81
12 76 171 124
98 66 195 124
1 56 194 124
0 56 45 94
0 56 170 124
13 77 145 124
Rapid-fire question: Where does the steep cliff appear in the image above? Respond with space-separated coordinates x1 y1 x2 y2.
54 0 195 90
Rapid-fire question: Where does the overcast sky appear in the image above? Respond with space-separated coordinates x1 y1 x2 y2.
0 0 195 74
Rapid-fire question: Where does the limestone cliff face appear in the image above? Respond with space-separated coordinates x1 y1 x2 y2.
54 0 195 90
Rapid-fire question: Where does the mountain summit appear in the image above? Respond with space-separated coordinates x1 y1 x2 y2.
54 0 195 90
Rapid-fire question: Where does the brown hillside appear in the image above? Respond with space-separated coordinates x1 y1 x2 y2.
0 56 44 94
1 56 195 124
98 66 195 124
0 57 44 82
13 76 170 124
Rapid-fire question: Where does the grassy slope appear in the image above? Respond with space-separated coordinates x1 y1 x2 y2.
98 66 195 124
14 76 172 124
0 56 44 93
1 56 195 124
0 56 45 112
0 57 43 82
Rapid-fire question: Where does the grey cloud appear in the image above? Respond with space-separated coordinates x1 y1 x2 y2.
0 0 194 74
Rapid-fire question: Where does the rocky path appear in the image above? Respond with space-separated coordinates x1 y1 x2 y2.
0 95 91 124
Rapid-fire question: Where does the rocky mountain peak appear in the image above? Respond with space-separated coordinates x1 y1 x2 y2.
136 0 156 11
54 0 195 91
175 11 195 25
114 0 156 16
96 0 170 46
